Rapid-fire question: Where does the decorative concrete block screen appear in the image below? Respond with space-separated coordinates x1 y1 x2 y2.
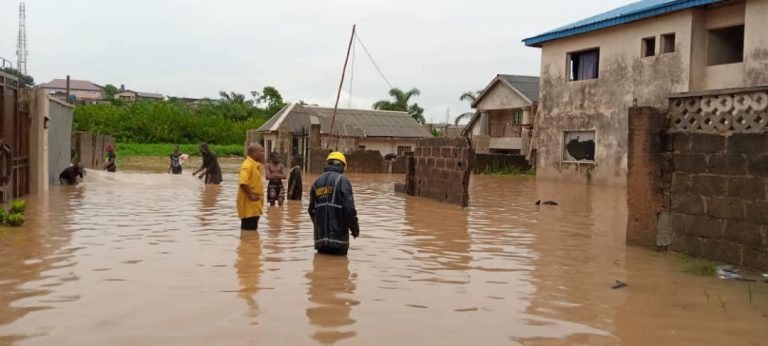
395 138 473 207
670 87 768 133
627 105 768 270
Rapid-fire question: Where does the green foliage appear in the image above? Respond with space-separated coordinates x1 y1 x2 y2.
373 88 425 124
482 167 536 176
455 90 482 125
10 199 26 214
431 129 443 137
104 84 118 100
74 99 272 144
0 209 6 223
0 67 34 87
117 143 245 157
254 86 286 113
5 213 25 227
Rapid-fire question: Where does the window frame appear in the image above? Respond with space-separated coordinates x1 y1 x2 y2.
561 129 597 164
642 36 656 58
706 24 745 66
566 48 601 82
661 33 676 54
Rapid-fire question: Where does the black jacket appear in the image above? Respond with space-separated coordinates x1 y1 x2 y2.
308 165 360 252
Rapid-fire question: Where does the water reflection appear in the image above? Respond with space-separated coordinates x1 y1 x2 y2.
305 253 359 345
235 231 263 321
198 185 221 227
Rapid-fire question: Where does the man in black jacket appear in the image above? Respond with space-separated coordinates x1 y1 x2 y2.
308 152 360 256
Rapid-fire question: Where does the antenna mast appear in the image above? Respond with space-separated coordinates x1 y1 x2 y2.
16 1 28 76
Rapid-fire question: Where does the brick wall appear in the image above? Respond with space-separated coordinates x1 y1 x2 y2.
627 106 768 269
473 154 531 174
308 149 387 174
396 138 473 207
667 133 768 269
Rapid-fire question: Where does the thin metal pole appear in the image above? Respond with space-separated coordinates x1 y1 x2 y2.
327 24 355 149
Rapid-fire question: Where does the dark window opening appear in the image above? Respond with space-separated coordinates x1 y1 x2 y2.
707 25 744 66
563 131 595 162
568 49 600 81
661 33 676 54
513 110 524 125
642 37 656 57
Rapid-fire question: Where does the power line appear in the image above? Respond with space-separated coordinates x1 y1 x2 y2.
354 32 394 91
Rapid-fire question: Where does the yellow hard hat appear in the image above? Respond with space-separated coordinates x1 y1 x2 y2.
326 152 347 166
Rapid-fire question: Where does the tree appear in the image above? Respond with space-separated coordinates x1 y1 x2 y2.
218 91 249 105
0 67 34 88
104 84 118 100
256 86 285 112
373 88 425 124
454 90 482 126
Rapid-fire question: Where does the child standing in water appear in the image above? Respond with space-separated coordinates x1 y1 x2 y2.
168 145 183 175
265 152 286 206
104 144 117 172
287 156 303 201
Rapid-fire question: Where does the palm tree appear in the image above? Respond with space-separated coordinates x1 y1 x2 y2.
373 88 426 124
454 90 483 126
218 91 248 104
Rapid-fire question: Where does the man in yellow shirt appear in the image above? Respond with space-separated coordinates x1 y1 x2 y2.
238 143 265 230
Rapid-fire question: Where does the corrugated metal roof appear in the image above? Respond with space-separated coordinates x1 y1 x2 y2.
498 75 540 102
136 92 164 99
255 104 432 138
523 0 722 47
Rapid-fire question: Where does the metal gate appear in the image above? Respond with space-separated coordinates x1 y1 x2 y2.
0 70 30 203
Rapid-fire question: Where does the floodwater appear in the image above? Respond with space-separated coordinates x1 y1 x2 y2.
1 166 767 345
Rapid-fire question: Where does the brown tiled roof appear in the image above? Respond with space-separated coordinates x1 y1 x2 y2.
37 79 103 91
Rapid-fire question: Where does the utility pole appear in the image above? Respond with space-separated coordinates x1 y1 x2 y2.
16 2 28 76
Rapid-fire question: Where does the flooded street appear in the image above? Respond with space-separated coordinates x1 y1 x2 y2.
1 168 767 345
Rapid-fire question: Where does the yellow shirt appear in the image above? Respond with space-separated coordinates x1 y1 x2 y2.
237 156 264 219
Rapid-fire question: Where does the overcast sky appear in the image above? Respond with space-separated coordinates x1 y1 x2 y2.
0 0 630 123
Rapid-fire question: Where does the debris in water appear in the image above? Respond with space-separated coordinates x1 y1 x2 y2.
535 200 559 206
716 265 743 280
762 273 768 283
611 280 627 289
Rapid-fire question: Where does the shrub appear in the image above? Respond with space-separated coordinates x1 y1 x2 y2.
10 199 26 214
6 213 25 227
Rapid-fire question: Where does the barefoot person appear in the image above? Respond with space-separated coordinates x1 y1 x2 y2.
193 143 223 185
265 152 286 206
308 152 360 256
104 144 117 172
238 144 265 231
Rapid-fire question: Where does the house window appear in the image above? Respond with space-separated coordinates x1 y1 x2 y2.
358 145 366 150
266 140 272 155
512 110 524 125
642 37 656 57
563 131 595 162
568 49 600 81
707 25 744 66
661 33 676 54
397 146 412 156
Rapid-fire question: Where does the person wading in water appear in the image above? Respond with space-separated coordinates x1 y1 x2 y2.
265 152 286 206
287 156 303 201
168 145 183 175
238 143 265 231
193 143 223 185
308 152 360 256
104 144 117 172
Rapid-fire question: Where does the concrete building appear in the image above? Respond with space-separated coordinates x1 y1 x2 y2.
462 75 539 155
115 90 165 102
254 104 432 162
37 78 104 104
524 0 768 186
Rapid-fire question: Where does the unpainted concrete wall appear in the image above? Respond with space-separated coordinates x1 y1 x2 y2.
48 98 74 185
396 138 473 207
627 106 768 269
473 154 532 174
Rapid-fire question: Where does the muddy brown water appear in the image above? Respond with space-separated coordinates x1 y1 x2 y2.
0 161 767 345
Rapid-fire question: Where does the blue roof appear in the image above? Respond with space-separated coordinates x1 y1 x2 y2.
523 0 722 47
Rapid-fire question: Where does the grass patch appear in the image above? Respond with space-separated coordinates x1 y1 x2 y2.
678 253 720 276
481 167 536 176
116 143 244 157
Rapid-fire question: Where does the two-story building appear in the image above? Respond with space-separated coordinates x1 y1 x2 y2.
524 0 768 186
37 79 104 104
462 74 539 155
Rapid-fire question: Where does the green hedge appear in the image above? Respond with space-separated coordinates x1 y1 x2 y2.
74 100 271 145
116 143 244 157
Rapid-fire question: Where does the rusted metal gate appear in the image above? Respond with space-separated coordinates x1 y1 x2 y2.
0 70 30 203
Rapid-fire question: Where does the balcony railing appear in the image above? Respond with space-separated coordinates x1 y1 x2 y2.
669 86 768 133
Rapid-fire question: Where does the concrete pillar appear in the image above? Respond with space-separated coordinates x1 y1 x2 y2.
479 111 489 136
28 89 49 195
626 107 670 247
744 0 768 86
522 107 531 125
